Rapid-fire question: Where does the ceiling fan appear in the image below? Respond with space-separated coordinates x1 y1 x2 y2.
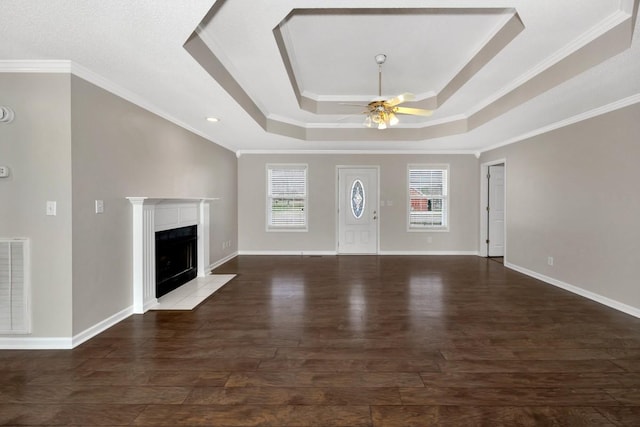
348 54 433 130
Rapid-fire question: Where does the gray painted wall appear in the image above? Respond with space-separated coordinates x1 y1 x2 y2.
70 76 238 335
0 74 73 337
238 153 479 253
0 72 237 340
480 103 640 309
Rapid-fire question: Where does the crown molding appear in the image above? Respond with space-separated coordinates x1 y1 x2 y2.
470 9 631 116
0 59 71 73
3 65 637 157
0 60 234 153
480 92 640 154
69 62 233 151
240 92 640 158
236 149 477 157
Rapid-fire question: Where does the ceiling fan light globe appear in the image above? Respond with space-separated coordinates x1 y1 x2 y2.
389 113 399 126
378 122 387 130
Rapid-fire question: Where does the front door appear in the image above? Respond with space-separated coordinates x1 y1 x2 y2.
338 167 378 254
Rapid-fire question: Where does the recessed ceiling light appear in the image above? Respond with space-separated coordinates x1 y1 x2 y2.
206 117 220 122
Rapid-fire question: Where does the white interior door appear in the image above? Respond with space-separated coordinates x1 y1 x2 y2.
338 168 378 254
488 164 505 257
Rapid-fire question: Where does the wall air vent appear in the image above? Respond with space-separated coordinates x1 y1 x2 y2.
0 239 30 334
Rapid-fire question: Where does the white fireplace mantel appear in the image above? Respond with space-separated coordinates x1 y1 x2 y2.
127 197 219 313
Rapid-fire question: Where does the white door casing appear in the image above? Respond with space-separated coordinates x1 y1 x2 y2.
488 164 505 257
337 167 379 254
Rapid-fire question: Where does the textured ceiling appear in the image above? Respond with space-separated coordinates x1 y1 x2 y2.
1 0 639 154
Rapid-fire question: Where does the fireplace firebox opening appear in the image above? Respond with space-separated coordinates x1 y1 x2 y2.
155 225 197 298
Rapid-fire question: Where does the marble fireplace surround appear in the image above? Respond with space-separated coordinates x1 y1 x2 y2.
127 197 217 314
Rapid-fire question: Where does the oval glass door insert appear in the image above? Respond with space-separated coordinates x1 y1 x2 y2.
351 179 365 219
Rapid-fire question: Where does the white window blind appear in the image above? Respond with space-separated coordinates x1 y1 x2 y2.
408 167 448 230
267 165 308 230
0 239 30 334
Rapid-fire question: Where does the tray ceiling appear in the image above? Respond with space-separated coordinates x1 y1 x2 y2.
1 0 639 153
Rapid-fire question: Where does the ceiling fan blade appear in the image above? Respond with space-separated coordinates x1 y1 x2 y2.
385 92 415 107
395 106 433 117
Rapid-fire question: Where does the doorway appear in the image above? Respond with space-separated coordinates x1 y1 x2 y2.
337 167 379 254
479 160 506 259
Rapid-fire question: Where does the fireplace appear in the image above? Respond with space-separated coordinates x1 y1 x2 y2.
127 197 215 313
155 225 198 298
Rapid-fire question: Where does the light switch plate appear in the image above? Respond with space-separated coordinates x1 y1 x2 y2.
46 201 57 216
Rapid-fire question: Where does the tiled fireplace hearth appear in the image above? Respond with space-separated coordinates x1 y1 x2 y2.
127 197 217 314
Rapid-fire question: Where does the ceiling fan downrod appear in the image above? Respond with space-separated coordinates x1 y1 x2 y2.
375 54 386 97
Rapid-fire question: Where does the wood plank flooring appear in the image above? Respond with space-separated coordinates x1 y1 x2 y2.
2 255 640 426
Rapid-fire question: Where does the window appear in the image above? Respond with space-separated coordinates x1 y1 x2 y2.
408 165 448 231
350 179 365 219
267 164 308 231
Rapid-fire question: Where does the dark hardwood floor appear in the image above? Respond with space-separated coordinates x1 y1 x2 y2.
2 255 640 426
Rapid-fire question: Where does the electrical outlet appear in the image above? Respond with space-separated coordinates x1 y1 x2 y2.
0 166 9 178
95 200 104 214
547 256 554 266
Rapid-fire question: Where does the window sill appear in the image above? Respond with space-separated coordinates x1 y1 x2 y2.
407 227 449 233
266 227 309 233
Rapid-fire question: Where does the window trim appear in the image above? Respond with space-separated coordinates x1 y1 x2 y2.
266 163 308 232
407 164 450 232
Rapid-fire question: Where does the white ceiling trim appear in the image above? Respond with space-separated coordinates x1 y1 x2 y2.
241 92 640 157
479 92 640 154
194 2 636 143
468 9 631 116
276 7 521 113
299 114 469 129
266 111 469 129
0 59 233 153
292 10 515 104
2 0 637 153
72 61 233 151
195 24 270 114
4 61 637 159
236 149 478 157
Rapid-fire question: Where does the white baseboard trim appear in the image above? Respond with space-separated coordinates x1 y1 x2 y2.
0 337 73 350
237 250 477 256
0 306 134 350
141 299 158 314
208 252 239 271
505 261 640 319
238 250 338 256
72 306 133 348
378 250 479 256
